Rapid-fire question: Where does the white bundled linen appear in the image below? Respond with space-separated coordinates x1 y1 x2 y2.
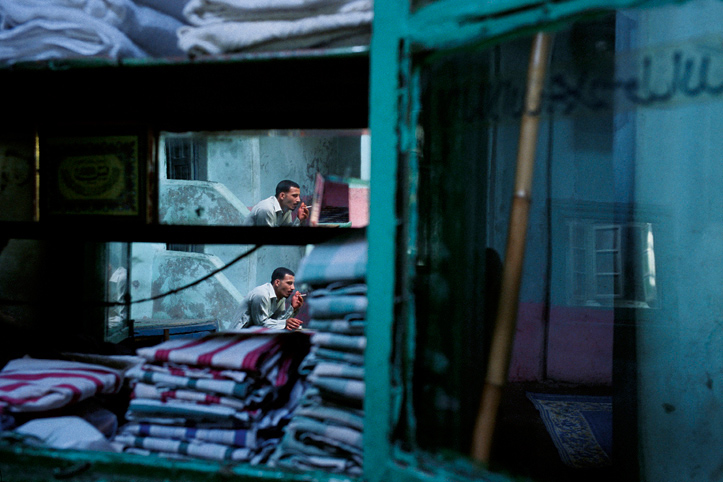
177 0 372 55
15 416 117 452
183 0 372 24
0 0 185 64
0 8 145 63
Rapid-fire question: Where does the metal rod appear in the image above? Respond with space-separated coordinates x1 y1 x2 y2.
470 31 553 464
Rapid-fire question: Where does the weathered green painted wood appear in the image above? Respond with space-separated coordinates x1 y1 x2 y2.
365 0 407 480
0 443 356 482
406 0 690 49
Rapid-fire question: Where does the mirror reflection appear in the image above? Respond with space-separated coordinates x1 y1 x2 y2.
158 129 370 228
119 129 370 334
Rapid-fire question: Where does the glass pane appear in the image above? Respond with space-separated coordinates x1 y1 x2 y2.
128 242 308 332
595 273 618 296
405 1 723 481
595 227 618 251
158 130 369 228
105 242 130 342
572 248 586 270
596 252 618 273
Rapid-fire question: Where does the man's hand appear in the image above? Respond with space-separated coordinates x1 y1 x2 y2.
290 291 305 310
298 202 310 221
285 317 303 330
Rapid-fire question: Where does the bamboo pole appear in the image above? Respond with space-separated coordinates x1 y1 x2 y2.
470 31 553 464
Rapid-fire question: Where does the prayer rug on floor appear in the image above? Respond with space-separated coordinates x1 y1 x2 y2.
526 392 612 468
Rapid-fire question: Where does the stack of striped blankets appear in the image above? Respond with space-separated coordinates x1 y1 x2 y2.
269 230 367 476
112 328 311 463
0 356 129 429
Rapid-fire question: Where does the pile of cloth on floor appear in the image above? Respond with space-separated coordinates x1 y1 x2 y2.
0 354 139 451
177 0 373 56
0 0 188 65
112 328 311 463
269 230 367 476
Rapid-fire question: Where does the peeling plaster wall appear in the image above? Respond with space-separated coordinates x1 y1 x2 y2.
129 243 165 321
150 250 244 330
631 1 723 479
159 180 249 225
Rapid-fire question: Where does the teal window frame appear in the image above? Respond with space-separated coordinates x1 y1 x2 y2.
367 0 689 481
0 0 703 480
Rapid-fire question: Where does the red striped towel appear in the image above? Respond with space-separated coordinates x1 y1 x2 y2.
0 357 124 413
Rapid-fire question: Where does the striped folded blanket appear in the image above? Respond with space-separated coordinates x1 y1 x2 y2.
119 422 258 448
311 362 364 381
127 365 255 399
125 398 261 425
131 382 257 411
307 295 368 319
305 317 366 335
271 453 363 476
293 404 363 431
114 433 254 461
135 329 310 380
270 415 363 469
0 357 125 413
140 362 251 383
296 231 367 287
311 333 366 352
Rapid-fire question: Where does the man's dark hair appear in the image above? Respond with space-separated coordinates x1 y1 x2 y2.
275 180 300 197
271 267 295 283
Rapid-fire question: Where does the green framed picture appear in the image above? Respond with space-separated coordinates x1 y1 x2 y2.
41 131 149 220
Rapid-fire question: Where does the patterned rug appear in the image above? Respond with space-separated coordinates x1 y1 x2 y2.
526 392 613 468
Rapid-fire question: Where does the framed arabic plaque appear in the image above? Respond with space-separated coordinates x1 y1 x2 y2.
40 128 151 222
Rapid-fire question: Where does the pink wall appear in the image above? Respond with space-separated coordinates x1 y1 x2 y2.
349 186 369 227
508 302 546 381
508 302 614 385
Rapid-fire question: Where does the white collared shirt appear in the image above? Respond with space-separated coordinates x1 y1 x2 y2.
232 282 295 330
244 195 298 227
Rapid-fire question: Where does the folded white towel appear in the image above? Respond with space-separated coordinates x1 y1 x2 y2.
177 10 372 55
0 0 185 63
0 0 127 28
183 0 371 25
15 416 117 452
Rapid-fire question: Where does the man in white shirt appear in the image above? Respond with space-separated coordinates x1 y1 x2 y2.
231 267 304 330
244 180 310 227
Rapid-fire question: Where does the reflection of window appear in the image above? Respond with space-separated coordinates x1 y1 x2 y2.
165 135 207 252
569 221 657 308
165 136 207 181
105 242 131 342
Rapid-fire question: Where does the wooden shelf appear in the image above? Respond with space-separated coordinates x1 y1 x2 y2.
1 220 361 245
1 49 369 132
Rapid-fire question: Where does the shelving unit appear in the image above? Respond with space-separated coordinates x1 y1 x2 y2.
0 49 372 482
1 48 369 132
4 0 707 480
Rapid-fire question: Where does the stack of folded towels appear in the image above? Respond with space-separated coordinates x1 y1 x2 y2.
0 356 126 417
178 0 373 56
0 0 187 65
269 230 367 476
112 328 310 463
0 354 137 450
